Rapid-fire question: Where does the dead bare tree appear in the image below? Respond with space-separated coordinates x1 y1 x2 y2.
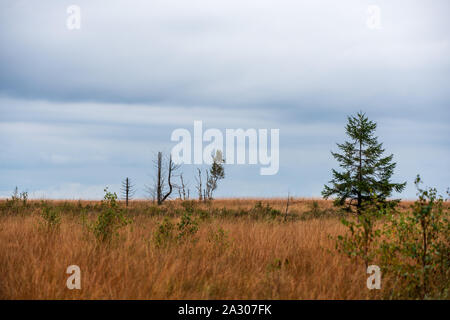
284 191 291 222
121 177 135 207
159 152 180 205
205 170 212 201
195 168 203 201
146 152 180 205
157 152 163 204
179 174 187 200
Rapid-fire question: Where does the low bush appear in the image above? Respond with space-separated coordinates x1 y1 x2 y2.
91 188 131 242
153 217 175 247
251 201 281 219
40 205 61 231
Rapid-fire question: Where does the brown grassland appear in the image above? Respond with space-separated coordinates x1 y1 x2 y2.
0 198 437 299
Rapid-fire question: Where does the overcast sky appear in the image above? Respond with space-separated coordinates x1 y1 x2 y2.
0 0 449 199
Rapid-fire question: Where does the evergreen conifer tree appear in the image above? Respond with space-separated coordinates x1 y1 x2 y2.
322 112 406 214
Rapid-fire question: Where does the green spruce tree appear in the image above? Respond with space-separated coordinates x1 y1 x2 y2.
322 112 406 214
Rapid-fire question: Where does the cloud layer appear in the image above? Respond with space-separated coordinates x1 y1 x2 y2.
0 0 449 198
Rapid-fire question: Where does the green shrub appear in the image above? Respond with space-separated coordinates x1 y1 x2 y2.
153 217 175 247
180 200 195 213
3 187 28 215
252 201 281 219
299 201 341 220
208 227 230 250
299 201 325 220
153 211 199 246
215 207 243 218
196 208 210 221
20 191 28 207
177 211 199 240
92 188 131 242
335 199 384 268
380 176 449 299
333 176 449 299
40 205 61 231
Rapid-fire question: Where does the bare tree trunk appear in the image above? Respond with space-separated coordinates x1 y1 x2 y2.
180 174 186 200
152 152 179 206
121 177 134 207
125 178 129 207
160 155 175 204
196 168 203 201
157 152 162 205
205 170 211 200
284 192 290 222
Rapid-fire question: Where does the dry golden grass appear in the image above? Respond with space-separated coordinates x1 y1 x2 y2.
0 198 406 300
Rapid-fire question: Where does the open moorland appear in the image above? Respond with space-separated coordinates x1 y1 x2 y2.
3 197 447 300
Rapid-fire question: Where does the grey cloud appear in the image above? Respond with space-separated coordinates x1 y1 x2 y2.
0 0 449 114
0 1 449 199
